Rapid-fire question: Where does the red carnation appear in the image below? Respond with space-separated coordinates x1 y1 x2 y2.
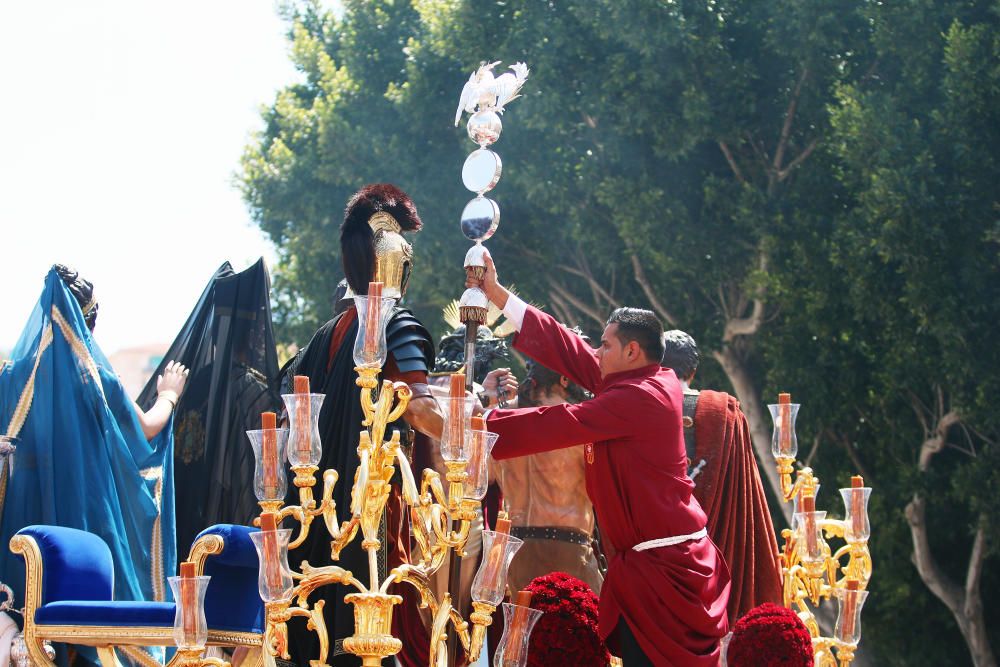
524 572 608 667
726 603 813 667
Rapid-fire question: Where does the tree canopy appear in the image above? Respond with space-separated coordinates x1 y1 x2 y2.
241 1 1000 663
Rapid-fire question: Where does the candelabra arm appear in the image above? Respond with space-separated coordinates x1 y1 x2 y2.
838 544 872 588
318 469 342 539
383 564 433 599
408 504 435 567
330 515 361 560
351 438 372 518
449 517 474 556
264 602 292 660
428 503 470 552
394 450 420 507
422 470 448 508
386 382 411 423
820 518 846 540
444 461 468 512
356 368 380 426
364 380 411 449
428 594 453 667
286 602 329 667
826 551 839 596
256 465 334 551
775 457 820 504
294 562 366 603
449 606 472 655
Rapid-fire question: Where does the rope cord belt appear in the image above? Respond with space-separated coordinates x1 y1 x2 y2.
632 527 708 552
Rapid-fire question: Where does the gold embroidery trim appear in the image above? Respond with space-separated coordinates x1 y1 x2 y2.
5 323 54 439
51 305 103 399
141 466 166 602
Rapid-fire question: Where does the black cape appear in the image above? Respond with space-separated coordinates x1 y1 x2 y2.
279 305 433 667
138 259 280 555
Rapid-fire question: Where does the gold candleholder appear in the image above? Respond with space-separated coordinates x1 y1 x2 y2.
252 291 505 667
771 396 873 666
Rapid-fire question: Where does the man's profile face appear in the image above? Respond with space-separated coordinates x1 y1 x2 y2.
597 323 629 378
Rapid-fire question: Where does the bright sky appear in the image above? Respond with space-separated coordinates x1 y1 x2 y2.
0 1 299 355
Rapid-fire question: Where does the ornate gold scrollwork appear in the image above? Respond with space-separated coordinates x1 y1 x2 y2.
258 365 499 666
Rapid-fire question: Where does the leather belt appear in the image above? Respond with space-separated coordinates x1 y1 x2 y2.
511 526 593 546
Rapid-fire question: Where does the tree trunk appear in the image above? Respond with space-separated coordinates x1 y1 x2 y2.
712 344 793 526
906 496 997 667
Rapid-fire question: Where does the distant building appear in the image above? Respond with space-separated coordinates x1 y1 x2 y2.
108 343 170 400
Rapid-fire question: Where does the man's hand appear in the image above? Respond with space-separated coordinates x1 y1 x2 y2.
482 368 519 407
466 249 509 309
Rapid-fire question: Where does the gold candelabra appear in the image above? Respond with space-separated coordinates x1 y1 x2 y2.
770 394 872 667
249 286 510 667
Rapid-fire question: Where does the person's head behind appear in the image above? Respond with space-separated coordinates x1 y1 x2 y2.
522 327 591 407
54 263 98 331
661 329 700 384
597 307 664 378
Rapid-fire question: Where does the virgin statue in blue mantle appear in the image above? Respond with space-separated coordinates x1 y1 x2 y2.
0 265 180 615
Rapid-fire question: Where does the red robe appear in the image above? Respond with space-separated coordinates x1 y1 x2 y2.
487 307 730 666
692 390 782 626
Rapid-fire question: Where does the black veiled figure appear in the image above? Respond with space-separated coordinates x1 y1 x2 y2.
138 258 280 555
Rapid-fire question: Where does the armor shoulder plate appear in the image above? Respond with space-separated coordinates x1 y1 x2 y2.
387 308 434 375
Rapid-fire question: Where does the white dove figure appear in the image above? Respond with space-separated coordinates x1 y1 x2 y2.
491 62 530 113
453 61 504 126
454 71 479 126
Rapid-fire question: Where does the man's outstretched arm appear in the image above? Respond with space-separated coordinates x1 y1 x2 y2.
487 383 636 459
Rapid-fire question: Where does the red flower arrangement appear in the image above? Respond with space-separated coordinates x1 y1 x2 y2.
726 603 813 667
524 572 608 667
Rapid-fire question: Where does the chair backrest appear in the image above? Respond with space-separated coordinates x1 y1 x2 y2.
17 525 113 604
196 524 264 634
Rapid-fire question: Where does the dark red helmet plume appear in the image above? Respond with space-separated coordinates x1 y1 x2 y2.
342 183 422 234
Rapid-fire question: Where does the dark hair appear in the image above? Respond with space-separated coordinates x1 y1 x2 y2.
521 327 591 406
340 183 422 295
606 307 664 362
661 329 700 380
53 263 98 331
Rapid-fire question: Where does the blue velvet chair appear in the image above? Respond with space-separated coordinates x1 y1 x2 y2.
10 524 266 667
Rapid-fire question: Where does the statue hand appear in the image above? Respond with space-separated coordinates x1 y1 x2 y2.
156 360 189 403
482 368 518 407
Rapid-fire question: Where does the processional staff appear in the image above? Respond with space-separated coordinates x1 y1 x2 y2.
451 60 529 666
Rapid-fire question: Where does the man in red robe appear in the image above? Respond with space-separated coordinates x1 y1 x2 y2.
470 254 730 666
662 330 782 626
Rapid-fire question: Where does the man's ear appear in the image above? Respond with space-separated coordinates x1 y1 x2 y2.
559 376 570 388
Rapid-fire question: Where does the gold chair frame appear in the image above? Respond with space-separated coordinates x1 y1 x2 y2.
10 532 269 667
